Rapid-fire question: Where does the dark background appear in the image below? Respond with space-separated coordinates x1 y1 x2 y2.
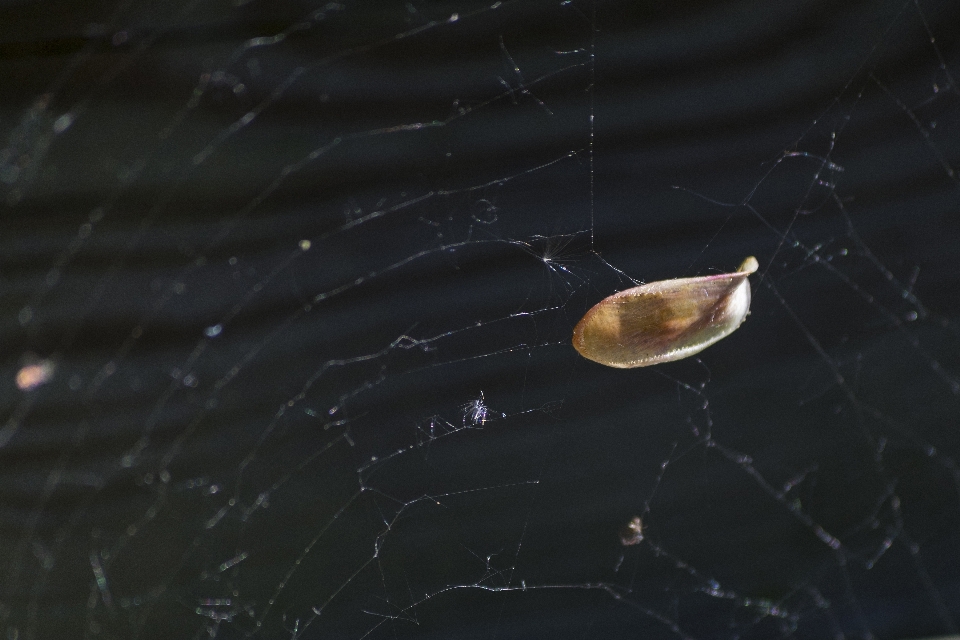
1 0 960 638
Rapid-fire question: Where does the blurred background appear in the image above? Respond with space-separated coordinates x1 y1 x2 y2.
1 0 959 638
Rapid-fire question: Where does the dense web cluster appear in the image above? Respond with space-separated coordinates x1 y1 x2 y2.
1 0 959 638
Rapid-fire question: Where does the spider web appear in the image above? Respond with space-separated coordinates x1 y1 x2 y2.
1 0 959 638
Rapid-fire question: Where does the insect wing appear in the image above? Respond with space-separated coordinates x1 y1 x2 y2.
572 267 754 368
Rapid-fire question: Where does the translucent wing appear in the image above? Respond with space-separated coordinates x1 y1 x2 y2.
573 257 757 368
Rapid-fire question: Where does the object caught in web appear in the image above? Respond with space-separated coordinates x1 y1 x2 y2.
572 256 758 368
0 0 959 639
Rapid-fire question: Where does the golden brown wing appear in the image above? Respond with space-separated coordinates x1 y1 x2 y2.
572 257 757 368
